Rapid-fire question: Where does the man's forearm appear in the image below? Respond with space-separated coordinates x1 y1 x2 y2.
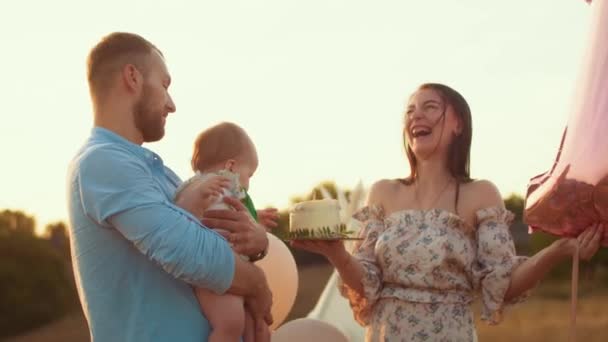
111 203 236 293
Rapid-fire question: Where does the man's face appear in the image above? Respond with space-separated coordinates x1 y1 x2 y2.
133 51 176 143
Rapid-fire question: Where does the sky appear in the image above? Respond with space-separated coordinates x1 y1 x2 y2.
0 0 595 234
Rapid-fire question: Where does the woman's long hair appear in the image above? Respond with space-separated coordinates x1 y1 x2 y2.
402 83 473 186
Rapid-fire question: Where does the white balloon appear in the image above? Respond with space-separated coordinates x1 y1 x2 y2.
272 318 349 342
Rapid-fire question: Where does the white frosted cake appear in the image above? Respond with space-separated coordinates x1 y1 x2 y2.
289 199 341 234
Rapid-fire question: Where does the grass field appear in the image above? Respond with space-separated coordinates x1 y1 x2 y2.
7 264 608 342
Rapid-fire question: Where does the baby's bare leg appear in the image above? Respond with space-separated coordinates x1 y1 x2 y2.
196 287 245 342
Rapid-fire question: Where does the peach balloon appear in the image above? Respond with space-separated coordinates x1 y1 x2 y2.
255 233 299 330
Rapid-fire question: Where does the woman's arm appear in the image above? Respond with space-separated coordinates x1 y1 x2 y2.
330 248 367 294
292 239 367 294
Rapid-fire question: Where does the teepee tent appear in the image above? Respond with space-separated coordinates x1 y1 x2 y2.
306 272 365 341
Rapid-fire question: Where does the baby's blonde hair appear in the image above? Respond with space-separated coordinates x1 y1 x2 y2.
191 122 252 172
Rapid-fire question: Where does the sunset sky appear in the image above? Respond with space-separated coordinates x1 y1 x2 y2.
0 0 594 233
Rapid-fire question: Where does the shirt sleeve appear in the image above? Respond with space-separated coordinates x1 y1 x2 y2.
77 145 235 294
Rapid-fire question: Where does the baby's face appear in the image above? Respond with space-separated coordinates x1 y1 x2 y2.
232 145 258 191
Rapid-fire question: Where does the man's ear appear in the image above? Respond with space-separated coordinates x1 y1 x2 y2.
121 64 142 94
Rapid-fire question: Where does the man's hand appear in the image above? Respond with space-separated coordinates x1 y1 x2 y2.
257 207 279 231
254 318 271 342
244 272 274 326
226 255 273 326
202 197 269 257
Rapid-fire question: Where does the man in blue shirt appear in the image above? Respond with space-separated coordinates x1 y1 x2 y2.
67 32 273 341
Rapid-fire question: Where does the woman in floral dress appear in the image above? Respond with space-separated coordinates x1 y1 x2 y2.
293 83 603 341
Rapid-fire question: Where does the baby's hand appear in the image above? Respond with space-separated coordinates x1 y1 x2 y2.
175 175 230 219
257 208 279 231
197 176 231 211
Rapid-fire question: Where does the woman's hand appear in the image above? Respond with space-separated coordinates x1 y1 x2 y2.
505 223 604 301
553 223 604 260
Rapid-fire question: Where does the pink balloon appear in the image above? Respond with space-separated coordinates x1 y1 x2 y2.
525 0 608 246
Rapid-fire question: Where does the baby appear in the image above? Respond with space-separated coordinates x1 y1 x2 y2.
174 122 277 342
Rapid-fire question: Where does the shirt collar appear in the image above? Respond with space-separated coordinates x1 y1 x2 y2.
91 127 164 166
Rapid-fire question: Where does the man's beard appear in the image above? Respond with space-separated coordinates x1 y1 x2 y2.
133 87 165 143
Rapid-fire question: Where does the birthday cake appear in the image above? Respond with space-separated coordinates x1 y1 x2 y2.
289 199 341 235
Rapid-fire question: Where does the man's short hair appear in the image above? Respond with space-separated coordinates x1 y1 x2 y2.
87 32 162 101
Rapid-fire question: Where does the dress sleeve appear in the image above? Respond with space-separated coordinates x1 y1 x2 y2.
337 204 386 325
473 206 531 324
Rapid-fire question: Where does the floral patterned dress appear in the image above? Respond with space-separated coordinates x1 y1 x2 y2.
338 205 530 342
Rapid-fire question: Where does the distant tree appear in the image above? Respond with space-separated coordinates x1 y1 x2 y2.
0 211 77 338
504 193 524 223
0 229 77 337
44 221 71 260
503 194 529 254
0 210 36 236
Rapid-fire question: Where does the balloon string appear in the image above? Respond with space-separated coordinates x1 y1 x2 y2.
569 241 580 342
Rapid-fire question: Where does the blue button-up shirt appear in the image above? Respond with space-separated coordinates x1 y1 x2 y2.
67 127 235 342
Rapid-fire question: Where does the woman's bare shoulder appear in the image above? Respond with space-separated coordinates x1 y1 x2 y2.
367 178 403 206
461 179 505 211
